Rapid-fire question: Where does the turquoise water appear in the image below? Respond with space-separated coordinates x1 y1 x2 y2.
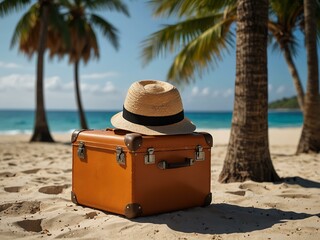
0 109 303 134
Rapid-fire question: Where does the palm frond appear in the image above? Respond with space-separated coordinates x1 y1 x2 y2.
0 0 31 17
141 13 234 65
81 24 99 63
268 20 300 57
166 19 235 84
10 3 38 50
90 13 119 50
84 0 129 17
58 0 73 9
268 0 306 58
48 4 71 50
148 0 236 18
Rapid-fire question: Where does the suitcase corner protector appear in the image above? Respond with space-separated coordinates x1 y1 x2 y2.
202 192 212 207
71 191 79 205
124 203 143 219
124 133 143 151
71 129 84 143
203 133 213 147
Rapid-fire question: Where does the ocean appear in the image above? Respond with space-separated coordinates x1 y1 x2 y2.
0 109 303 134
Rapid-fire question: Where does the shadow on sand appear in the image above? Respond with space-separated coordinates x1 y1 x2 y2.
280 176 320 188
134 203 319 235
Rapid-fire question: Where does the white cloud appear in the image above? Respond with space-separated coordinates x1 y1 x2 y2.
212 90 220 97
268 84 273 92
223 88 233 98
0 74 70 92
80 81 117 94
0 73 118 95
191 86 234 99
80 83 98 92
201 87 210 96
191 86 199 96
102 81 117 93
276 85 285 94
45 76 63 91
0 61 23 69
81 72 119 80
191 87 210 97
0 74 34 91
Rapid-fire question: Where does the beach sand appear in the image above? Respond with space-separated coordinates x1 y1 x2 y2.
0 128 319 239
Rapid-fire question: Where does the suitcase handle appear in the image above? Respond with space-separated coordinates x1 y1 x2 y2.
157 158 194 170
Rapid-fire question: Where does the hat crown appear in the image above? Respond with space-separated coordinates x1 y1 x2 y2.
143 83 165 93
124 80 183 117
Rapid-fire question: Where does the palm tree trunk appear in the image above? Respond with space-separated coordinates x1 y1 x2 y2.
281 42 305 112
296 0 320 153
30 0 54 142
219 0 280 183
74 60 88 129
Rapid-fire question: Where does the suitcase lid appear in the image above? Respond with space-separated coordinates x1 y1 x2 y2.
71 129 213 152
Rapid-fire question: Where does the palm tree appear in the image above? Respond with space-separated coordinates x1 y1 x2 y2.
142 0 320 109
51 0 129 129
218 0 280 182
143 0 280 182
268 0 306 111
0 0 68 142
296 0 320 153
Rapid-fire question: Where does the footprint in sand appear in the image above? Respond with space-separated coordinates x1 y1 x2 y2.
38 184 70 195
2 152 14 161
0 172 16 177
277 193 312 199
239 182 270 194
33 177 50 183
4 186 22 193
226 190 246 196
0 201 40 216
0 203 13 212
16 219 43 232
22 168 41 174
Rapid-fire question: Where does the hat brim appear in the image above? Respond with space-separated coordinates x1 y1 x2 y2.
111 111 196 135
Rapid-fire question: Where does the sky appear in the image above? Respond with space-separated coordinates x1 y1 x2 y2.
0 1 316 111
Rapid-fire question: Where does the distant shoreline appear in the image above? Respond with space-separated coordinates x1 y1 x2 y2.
0 110 303 132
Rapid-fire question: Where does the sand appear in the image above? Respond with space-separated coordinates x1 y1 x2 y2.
0 128 319 239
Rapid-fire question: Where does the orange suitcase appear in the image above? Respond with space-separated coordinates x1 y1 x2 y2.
71 129 212 218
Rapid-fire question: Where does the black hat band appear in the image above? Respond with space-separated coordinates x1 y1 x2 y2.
122 106 184 126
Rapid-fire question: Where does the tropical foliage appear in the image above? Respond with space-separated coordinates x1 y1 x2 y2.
142 0 320 102
142 0 237 85
49 0 129 129
268 0 319 112
0 0 69 142
143 0 320 156
268 96 299 109
0 0 129 135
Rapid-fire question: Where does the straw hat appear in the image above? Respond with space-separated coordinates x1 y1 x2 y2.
111 80 196 135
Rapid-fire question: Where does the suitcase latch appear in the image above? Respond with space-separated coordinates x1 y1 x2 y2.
195 145 205 161
77 142 86 160
116 147 126 165
144 148 155 164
